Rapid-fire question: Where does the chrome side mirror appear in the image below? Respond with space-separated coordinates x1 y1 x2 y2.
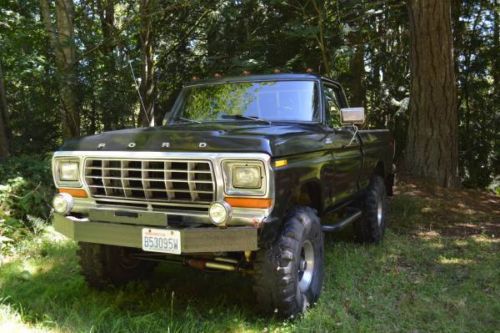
340 107 365 125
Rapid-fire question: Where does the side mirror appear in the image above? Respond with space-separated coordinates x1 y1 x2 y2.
340 107 365 125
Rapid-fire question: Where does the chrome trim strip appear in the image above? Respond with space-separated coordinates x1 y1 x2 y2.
93 197 210 208
71 204 269 226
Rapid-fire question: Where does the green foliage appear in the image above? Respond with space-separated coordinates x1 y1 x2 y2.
0 155 54 226
0 0 61 153
453 0 499 188
0 0 497 188
182 82 255 121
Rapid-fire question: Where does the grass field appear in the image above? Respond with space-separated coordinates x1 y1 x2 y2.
0 180 499 332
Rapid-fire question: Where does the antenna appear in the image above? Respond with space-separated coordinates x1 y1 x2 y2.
125 52 151 126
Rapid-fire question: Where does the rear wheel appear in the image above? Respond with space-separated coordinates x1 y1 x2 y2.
253 207 324 318
355 176 388 243
78 243 157 289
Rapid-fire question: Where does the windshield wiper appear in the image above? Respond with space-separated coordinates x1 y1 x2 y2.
221 114 271 124
176 117 201 124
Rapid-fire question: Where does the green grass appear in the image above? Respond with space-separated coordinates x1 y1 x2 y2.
0 188 499 333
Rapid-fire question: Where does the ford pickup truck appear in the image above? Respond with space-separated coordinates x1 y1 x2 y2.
51 73 394 317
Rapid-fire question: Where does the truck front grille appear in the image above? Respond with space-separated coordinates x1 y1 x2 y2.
84 158 215 204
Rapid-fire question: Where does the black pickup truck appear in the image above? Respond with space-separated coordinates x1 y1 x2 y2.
51 73 394 317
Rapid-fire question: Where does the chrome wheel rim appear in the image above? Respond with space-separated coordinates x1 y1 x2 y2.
298 240 315 293
377 200 383 227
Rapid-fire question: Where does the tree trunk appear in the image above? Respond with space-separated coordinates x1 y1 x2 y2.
0 62 10 159
40 0 80 138
139 0 156 127
405 0 459 188
96 0 117 130
349 41 365 107
310 0 331 74
494 5 499 98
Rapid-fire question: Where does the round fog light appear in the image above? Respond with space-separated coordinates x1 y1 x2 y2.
209 201 232 226
52 193 74 215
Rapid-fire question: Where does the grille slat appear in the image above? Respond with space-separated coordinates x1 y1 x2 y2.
85 158 215 204
85 167 212 173
86 185 214 194
85 176 213 183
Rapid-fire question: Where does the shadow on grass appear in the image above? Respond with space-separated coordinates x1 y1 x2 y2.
0 234 359 332
1 185 498 332
0 240 274 332
1 229 498 332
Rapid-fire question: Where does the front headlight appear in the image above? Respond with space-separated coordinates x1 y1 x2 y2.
233 165 262 188
222 160 266 196
54 159 81 186
59 162 79 181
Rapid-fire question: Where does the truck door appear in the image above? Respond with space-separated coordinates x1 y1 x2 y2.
322 82 362 203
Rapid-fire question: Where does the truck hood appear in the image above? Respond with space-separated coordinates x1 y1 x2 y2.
59 123 328 157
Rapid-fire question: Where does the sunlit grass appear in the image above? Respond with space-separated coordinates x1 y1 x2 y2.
0 190 499 332
0 303 48 332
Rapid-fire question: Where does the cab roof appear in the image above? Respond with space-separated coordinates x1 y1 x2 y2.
185 73 340 87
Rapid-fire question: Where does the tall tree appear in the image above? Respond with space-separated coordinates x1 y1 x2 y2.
96 0 118 130
405 0 459 187
0 62 10 159
40 0 80 138
139 0 156 127
343 1 366 107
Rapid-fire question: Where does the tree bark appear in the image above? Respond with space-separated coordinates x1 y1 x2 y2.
139 0 156 127
349 40 365 107
405 0 459 187
494 4 499 98
310 0 331 74
0 62 10 159
40 0 80 138
96 0 117 130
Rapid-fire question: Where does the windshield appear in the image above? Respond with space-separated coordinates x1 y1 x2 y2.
169 80 319 123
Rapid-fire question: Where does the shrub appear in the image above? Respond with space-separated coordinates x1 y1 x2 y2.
0 155 54 229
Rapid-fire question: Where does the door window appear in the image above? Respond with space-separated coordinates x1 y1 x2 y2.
324 86 343 128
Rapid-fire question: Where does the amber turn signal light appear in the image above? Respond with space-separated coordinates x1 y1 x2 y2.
224 197 272 209
58 188 88 198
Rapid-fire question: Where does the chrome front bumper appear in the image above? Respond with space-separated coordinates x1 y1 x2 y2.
53 213 258 253
70 198 268 227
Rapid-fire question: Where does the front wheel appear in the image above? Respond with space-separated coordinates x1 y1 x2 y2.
253 207 324 318
78 243 157 289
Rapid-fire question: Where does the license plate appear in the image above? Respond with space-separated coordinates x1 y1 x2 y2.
142 228 181 254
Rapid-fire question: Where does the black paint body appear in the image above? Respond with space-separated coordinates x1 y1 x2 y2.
59 74 394 245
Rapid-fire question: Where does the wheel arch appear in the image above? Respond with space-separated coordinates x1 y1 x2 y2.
374 160 385 178
294 180 323 214
373 160 394 196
